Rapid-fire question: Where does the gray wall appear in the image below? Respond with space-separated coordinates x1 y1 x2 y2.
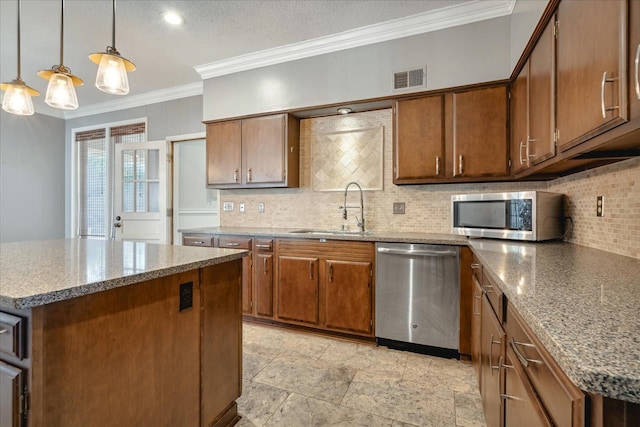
1 111 66 242
203 16 511 120
64 95 204 236
509 0 549 70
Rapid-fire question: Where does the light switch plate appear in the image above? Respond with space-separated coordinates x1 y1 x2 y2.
393 202 405 214
239 203 245 213
223 202 234 212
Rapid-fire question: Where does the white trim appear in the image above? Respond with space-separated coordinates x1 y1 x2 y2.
63 82 203 120
166 132 206 143
195 0 516 79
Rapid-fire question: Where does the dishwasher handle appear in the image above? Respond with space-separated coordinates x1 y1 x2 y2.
377 247 457 257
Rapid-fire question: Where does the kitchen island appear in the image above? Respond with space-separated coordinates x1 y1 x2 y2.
0 239 247 427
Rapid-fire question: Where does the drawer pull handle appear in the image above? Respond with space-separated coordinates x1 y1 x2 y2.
309 261 314 280
635 44 640 100
0 329 7 334
458 154 464 175
435 156 440 176
470 263 481 269
247 168 252 182
600 71 620 118
255 244 271 249
501 393 523 401
473 291 481 315
329 264 334 283
193 241 205 245
519 141 526 165
225 243 240 247
233 169 238 182
489 333 501 376
263 258 268 275
491 355 502 374
511 338 543 368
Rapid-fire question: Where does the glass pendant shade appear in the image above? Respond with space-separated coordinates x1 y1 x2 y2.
1 81 36 115
44 73 78 110
95 53 129 95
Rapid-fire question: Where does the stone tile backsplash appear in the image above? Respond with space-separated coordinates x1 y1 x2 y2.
219 109 639 259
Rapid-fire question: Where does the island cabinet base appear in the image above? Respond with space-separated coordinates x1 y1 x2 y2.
25 260 242 427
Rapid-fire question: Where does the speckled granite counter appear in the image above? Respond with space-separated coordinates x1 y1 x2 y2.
179 226 469 245
469 239 640 404
0 239 247 309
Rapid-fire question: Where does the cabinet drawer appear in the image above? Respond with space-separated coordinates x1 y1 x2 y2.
254 239 274 252
505 304 585 427
470 255 483 283
182 235 216 247
218 236 252 250
482 271 503 323
0 312 24 359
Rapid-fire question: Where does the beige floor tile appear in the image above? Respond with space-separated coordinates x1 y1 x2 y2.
319 340 408 379
253 353 356 404
454 391 486 427
265 393 394 427
244 323 333 360
341 370 457 426
237 380 289 427
403 353 476 393
243 352 273 380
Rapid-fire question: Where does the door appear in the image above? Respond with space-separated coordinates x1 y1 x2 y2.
206 121 242 186
480 294 504 427
114 140 169 243
277 256 319 325
393 95 446 182
0 361 25 427
242 114 286 185
556 0 627 151
452 86 509 178
255 252 274 317
324 260 372 334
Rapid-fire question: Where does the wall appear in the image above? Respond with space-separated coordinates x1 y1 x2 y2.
203 16 511 120
509 0 549 71
64 95 205 237
0 111 66 242
548 157 640 259
219 110 640 260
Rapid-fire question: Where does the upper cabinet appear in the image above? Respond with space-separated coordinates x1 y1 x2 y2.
393 84 509 184
206 113 300 189
511 18 556 175
556 0 627 151
630 0 640 120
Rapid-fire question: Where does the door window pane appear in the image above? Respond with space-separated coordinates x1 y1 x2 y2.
148 149 159 180
135 150 147 180
136 182 147 212
123 182 134 213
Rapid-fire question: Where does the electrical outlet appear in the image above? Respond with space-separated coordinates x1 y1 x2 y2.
258 202 265 213
596 196 604 217
393 202 405 214
239 202 245 213
179 282 193 312
223 202 234 212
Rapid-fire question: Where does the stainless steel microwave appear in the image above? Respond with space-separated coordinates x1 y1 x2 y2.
451 191 564 241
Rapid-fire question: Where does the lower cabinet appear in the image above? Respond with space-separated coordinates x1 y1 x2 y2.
480 294 505 427
254 239 275 318
0 361 25 427
276 239 375 337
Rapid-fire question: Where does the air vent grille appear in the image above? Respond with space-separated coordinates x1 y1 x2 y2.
393 67 426 91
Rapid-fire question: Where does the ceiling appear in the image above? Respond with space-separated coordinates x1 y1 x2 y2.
0 0 514 118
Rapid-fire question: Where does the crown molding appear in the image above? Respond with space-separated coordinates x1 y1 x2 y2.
61 82 203 120
195 0 516 79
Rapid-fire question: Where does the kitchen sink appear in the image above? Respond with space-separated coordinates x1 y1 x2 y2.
288 229 374 236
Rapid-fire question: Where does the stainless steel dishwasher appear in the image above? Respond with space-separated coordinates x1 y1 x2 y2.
375 242 460 356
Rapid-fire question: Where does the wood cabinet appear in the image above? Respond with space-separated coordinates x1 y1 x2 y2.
452 85 509 178
0 361 25 427
254 239 275 318
218 236 253 315
393 84 509 184
206 113 300 189
511 19 556 175
276 239 375 337
471 265 483 388
556 0 627 151
630 0 640 120
393 95 446 183
480 294 505 427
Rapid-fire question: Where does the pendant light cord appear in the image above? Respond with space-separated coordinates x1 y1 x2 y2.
16 0 21 79
112 0 116 49
60 0 64 66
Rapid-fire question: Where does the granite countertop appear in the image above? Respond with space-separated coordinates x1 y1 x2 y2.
0 239 247 309
469 239 640 404
179 226 469 245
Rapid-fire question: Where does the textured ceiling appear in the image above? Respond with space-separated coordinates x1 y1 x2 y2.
0 0 489 114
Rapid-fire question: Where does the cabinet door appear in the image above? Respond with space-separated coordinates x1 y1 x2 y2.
503 346 552 427
206 121 242 186
393 95 446 182
219 237 253 315
452 86 509 178
277 256 320 325
0 361 24 427
528 20 556 165
511 61 530 175
480 294 504 427
324 260 373 335
556 0 627 151
255 253 274 317
630 0 640 120
243 114 286 185
471 275 483 388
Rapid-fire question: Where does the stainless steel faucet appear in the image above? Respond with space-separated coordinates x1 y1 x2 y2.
340 181 365 232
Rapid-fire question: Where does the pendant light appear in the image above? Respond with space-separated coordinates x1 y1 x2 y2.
1 0 40 116
89 0 135 95
38 0 83 110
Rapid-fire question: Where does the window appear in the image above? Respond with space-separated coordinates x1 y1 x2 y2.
74 120 146 239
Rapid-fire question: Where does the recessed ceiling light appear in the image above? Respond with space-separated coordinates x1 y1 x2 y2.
163 11 184 26
337 107 352 114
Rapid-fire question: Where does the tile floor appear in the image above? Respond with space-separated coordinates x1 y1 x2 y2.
238 322 486 427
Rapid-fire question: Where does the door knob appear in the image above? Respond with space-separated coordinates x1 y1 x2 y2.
114 222 122 228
